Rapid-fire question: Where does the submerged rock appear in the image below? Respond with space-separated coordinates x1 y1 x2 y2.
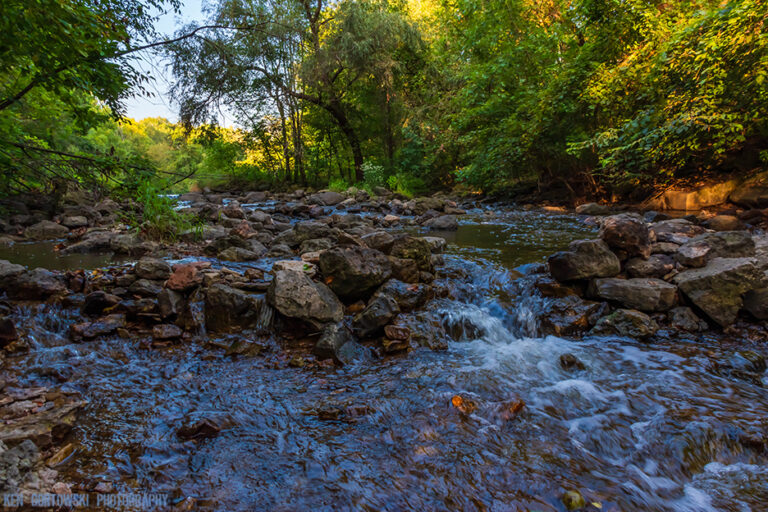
591 309 659 339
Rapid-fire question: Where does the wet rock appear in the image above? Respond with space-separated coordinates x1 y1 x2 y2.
421 236 447 253
167 262 209 292
711 351 767 385
60 232 114 254
127 278 163 297
176 289 206 334
390 235 433 272
729 172 768 208
625 254 675 278
562 490 586 511
668 307 708 332
0 316 18 346
673 257 767 326
153 324 183 341
532 275 580 298
308 190 345 206
7 269 66 300
704 215 744 231
423 215 458 231
382 337 409 353
743 288 768 320
158 288 185 319
319 246 392 300
0 260 25 282
548 239 621 282
591 309 659 339
411 197 444 215
205 284 265 332
575 203 610 215
314 322 369 364
676 231 755 268
377 279 433 311
591 277 677 312
70 314 126 340
652 242 680 255
384 324 410 341
82 291 121 316
650 219 706 244
267 270 343 328
599 214 651 259
539 296 607 336
25 220 69 240
218 247 260 262
353 292 400 337
388 256 420 283
222 201 245 219
559 353 585 371
360 231 395 253
644 211 671 223
0 439 39 493
134 258 172 280
176 417 222 440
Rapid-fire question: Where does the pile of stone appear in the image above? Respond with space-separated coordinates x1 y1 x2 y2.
538 213 768 338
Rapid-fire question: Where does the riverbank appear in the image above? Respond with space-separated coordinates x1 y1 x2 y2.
1 188 767 510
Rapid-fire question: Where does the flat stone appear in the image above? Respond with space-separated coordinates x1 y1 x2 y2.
591 277 677 312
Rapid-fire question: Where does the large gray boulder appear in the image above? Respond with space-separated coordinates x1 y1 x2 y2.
24 220 69 240
267 270 343 328
319 246 392 300
599 214 651 259
205 284 265 332
548 239 621 282
676 231 755 268
390 236 433 272
308 190 345 206
591 277 677 312
673 257 767 326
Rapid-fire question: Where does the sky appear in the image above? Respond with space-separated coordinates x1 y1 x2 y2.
123 0 208 122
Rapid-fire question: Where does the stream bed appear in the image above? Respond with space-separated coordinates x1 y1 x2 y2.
5 207 768 511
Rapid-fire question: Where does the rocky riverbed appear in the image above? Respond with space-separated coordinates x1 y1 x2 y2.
0 189 767 511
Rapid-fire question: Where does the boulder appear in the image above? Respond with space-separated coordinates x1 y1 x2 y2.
127 279 162 297
60 232 114 254
676 231 755 267
673 257 767 326
61 216 88 228
591 309 658 339
548 239 621 282
353 292 400 337
743 288 768 320
599 214 651 259
158 288 185 319
24 220 68 240
625 254 675 278
110 233 155 256
650 219 706 245
319 246 392 300
133 258 172 280
390 236 433 272
204 284 264 332
591 277 677 312
648 180 740 210
222 201 245 219
299 238 334 254
308 191 345 206
704 215 744 231
388 256 420 283
668 307 708 332
538 296 607 336
729 171 768 208
313 322 369 365
423 215 459 231
70 314 126 340
0 260 25 282
266 270 343 328
360 231 395 254
82 291 121 316
421 236 447 253
6 269 66 299
166 262 208 292
273 260 317 277
153 324 183 341
376 280 433 311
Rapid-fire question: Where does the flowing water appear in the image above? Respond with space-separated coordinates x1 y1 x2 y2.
5 208 768 511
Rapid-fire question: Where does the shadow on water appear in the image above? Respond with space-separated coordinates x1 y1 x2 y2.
5 207 768 512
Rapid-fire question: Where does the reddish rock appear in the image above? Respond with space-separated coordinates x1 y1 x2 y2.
167 262 210 292
384 325 411 341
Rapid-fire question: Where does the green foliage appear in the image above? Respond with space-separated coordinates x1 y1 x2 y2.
128 180 199 241
328 178 351 192
387 172 425 198
362 162 386 189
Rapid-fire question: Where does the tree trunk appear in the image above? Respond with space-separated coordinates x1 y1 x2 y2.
325 99 363 182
